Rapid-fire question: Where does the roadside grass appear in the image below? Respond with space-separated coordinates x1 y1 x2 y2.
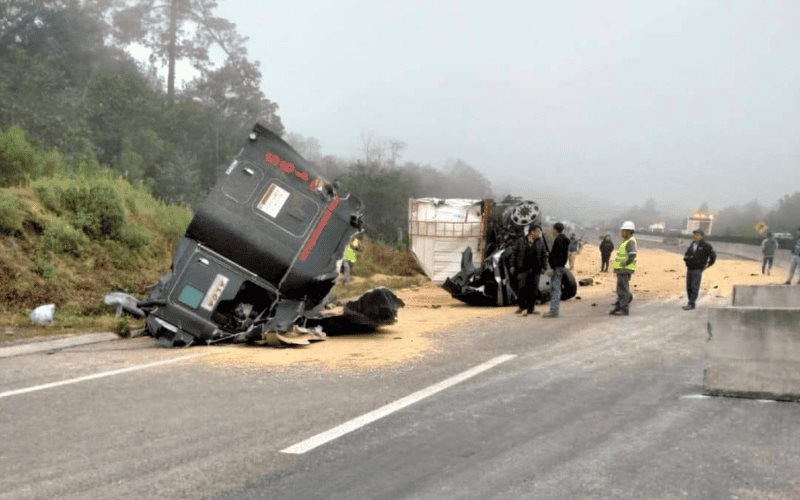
0 171 190 337
353 239 423 277
333 275 429 301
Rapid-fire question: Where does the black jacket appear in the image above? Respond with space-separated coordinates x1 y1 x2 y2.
684 240 716 270
512 236 548 274
599 239 615 258
549 233 570 268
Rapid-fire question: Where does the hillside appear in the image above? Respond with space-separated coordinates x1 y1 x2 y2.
0 172 190 332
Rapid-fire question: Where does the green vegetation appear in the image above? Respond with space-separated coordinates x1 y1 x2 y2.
353 239 423 278
0 129 191 332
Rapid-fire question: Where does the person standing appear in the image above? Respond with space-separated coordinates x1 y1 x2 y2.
599 234 614 272
682 229 716 310
761 232 778 276
784 227 800 285
544 222 569 318
340 236 360 285
510 225 548 316
611 221 637 316
568 233 580 270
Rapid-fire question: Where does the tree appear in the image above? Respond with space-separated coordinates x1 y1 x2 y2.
766 192 800 232
112 0 246 106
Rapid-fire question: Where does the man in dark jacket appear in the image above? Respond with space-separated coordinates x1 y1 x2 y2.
510 225 548 316
761 232 778 275
544 222 570 318
682 229 716 310
599 234 614 272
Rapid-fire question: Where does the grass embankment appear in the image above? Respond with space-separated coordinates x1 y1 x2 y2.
0 179 426 341
336 238 427 298
0 173 191 338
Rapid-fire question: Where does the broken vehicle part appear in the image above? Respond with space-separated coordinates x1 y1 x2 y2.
104 292 145 318
139 124 370 347
441 196 577 306
311 287 405 335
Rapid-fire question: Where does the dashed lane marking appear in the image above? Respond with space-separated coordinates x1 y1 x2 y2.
0 353 207 400
281 354 517 455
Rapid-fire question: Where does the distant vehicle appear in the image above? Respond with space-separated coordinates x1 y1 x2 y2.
773 232 794 240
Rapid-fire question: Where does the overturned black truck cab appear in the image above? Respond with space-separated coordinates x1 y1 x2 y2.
141 125 401 347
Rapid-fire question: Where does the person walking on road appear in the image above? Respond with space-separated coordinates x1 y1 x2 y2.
568 233 581 270
761 232 778 276
682 229 716 310
599 234 614 272
611 221 637 316
544 222 569 318
510 225 548 316
784 227 800 285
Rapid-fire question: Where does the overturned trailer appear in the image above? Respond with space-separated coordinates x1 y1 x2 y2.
410 197 576 306
140 125 402 347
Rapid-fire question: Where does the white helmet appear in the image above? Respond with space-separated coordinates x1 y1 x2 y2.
620 220 636 231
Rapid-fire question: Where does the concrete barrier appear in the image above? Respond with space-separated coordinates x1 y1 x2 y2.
704 306 800 401
636 234 794 270
732 285 800 308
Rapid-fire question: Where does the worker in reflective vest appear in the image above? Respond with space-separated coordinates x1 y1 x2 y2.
611 221 637 316
340 237 360 285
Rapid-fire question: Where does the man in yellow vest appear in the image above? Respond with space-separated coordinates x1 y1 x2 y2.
611 221 637 316
340 237 360 285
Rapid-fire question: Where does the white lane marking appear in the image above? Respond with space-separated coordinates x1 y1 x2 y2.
680 394 710 399
0 333 119 358
0 354 206 400
281 354 517 455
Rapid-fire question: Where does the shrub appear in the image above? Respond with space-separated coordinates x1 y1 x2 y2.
35 185 62 213
43 219 88 256
154 204 191 244
0 195 26 233
354 239 423 277
36 259 56 279
0 126 40 186
60 185 125 239
119 224 151 250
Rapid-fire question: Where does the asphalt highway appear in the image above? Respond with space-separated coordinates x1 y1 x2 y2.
1 295 798 499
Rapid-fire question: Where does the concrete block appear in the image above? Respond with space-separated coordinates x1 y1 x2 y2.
732 285 800 308
704 307 800 401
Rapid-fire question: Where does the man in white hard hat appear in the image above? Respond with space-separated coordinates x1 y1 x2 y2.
611 221 637 316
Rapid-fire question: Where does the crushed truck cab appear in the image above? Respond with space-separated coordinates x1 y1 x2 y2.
141 124 399 347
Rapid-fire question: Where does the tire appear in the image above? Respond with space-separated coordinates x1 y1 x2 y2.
537 269 578 302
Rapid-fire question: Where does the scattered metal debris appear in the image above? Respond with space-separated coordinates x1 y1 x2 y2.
104 292 145 318
134 124 401 348
578 278 594 287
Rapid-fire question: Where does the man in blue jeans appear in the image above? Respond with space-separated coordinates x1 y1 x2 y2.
544 222 570 318
785 227 800 285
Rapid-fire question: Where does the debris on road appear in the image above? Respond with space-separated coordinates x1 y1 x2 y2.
29 304 55 325
104 292 145 318
578 278 594 286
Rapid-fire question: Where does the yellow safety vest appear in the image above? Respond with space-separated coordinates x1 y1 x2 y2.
344 240 358 263
613 237 637 272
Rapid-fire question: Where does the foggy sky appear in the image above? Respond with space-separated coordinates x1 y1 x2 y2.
218 0 800 219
